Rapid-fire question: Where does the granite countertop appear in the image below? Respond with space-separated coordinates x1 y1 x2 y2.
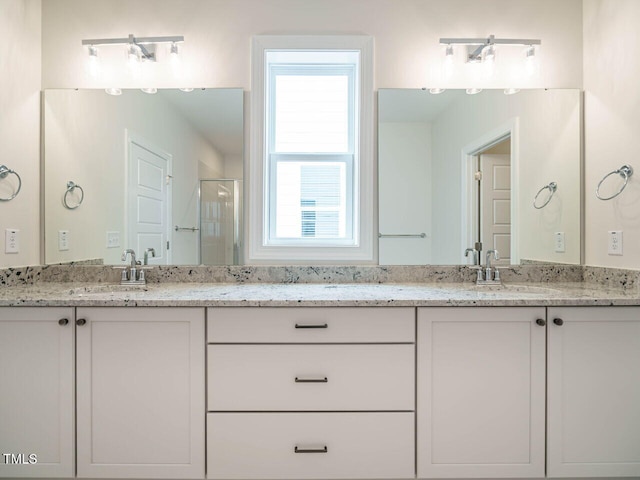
2 281 640 307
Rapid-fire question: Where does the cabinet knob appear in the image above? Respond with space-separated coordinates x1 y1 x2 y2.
536 318 546 326
76 318 87 326
58 318 69 326
553 318 564 326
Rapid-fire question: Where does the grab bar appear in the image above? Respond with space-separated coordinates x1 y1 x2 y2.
596 165 633 200
174 226 199 232
0 165 22 201
63 181 84 209
378 233 427 238
533 181 557 209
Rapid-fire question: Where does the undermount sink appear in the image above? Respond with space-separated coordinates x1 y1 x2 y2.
69 284 149 295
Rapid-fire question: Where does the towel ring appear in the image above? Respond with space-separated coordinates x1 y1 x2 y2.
533 182 557 209
596 165 633 200
63 181 84 209
0 165 22 201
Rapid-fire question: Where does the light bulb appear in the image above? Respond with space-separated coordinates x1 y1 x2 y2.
179 88 194 92
524 45 537 77
429 88 445 95
466 88 482 95
87 45 100 78
141 88 157 94
105 88 122 96
483 44 496 64
504 88 520 95
443 44 454 79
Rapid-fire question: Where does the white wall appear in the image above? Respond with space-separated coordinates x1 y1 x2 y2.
583 0 640 269
430 90 582 265
0 0 41 268
378 122 432 264
44 90 223 265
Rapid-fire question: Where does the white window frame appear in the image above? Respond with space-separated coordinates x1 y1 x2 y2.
249 35 374 264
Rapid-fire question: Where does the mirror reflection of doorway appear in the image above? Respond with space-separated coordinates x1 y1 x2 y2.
472 138 511 266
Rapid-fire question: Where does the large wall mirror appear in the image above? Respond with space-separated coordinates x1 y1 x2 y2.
43 88 243 266
378 88 582 266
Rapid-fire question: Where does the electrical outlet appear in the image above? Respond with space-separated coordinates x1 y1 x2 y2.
5 229 19 254
554 232 565 253
58 230 70 251
106 231 120 248
608 230 623 255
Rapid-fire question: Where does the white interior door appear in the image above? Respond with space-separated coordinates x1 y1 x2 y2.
480 154 510 265
127 133 172 264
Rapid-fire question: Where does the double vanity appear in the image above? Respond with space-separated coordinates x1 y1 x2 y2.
1 265 640 479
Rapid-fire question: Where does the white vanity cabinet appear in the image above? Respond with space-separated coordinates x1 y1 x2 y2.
206 307 416 480
75 307 205 479
417 307 546 479
0 307 75 478
547 306 640 478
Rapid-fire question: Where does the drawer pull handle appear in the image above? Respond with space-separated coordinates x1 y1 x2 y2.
294 446 328 454
295 377 328 383
295 323 328 329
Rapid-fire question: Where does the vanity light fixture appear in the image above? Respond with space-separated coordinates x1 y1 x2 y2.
466 88 482 95
105 88 122 96
429 88 446 95
179 88 194 92
141 88 158 94
440 34 541 66
504 88 520 95
82 34 185 71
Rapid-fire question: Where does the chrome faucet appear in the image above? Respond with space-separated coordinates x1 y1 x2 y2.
120 249 144 284
143 248 156 265
483 249 501 284
464 247 479 265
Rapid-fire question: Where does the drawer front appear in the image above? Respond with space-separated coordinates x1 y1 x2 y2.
207 307 415 343
207 412 415 479
208 344 414 411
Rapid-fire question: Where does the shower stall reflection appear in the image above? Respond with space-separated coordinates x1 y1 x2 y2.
199 179 242 265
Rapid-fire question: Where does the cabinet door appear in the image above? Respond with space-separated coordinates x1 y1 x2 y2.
417 307 546 478
0 307 74 478
547 306 640 477
76 307 205 479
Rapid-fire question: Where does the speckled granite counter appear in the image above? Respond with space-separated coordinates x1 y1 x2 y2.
2 281 639 307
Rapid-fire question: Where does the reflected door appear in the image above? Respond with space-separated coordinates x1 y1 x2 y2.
480 154 511 265
127 133 172 265
200 180 242 265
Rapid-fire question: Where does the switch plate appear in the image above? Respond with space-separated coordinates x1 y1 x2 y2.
106 231 120 248
5 229 19 254
608 230 623 255
554 232 565 253
58 230 69 251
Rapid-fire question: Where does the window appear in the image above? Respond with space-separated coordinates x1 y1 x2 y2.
250 36 373 263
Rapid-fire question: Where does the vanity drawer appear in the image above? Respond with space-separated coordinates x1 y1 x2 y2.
206 412 415 479
207 307 415 343
208 344 414 411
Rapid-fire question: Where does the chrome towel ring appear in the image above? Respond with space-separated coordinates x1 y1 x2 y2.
533 182 557 209
0 165 22 201
63 181 84 209
596 165 633 200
